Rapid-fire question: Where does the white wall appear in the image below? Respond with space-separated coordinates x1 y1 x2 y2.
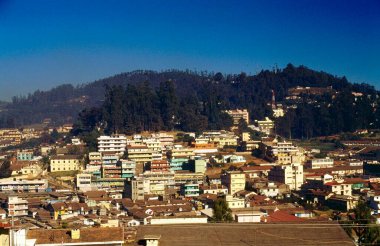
150 217 208 225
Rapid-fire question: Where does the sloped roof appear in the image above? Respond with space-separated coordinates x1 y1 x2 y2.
265 209 306 222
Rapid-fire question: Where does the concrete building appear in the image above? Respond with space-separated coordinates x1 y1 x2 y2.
127 145 153 164
225 195 245 209
0 179 48 192
97 134 127 157
50 155 81 172
170 145 195 159
126 172 176 199
221 171 246 195
225 109 249 125
88 152 102 165
188 158 206 174
268 163 304 190
126 178 145 200
260 140 305 164
150 160 170 173
144 139 163 161
17 150 34 161
255 181 279 197
306 157 334 169
181 183 200 197
86 152 102 178
169 158 188 171
256 117 274 135
324 181 352 196
102 164 122 178
6 196 28 217
174 172 204 190
200 184 228 195
76 173 93 191
120 159 136 179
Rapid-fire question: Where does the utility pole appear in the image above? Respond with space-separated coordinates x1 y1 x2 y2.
10 215 14 246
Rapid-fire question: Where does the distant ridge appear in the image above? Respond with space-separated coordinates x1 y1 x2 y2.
0 64 378 139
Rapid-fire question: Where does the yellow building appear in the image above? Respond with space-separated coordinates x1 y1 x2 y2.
50 155 82 172
256 117 275 135
127 145 153 164
222 171 246 195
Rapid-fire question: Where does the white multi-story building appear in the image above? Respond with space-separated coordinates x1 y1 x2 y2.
97 135 127 157
271 141 299 156
306 157 334 169
89 152 102 165
86 152 102 176
268 163 304 190
120 159 136 179
0 179 48 192
143 139 163 160
76 173 93 191
324 180 352 196
126 172 175 200
7 196 28 217
256 182 279 197
261 140 305 164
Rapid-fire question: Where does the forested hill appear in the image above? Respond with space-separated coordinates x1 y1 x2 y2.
1 64 379 138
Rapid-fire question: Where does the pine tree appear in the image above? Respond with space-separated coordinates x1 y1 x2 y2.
212 198 233 222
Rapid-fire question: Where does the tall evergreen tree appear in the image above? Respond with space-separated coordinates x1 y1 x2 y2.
157 80 178 130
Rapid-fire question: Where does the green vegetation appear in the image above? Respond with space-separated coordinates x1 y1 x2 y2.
2 130 63 152
0 159 12 178
1 65 379 139
74 80 233 135
342 200 380 245
212 198 233 222
295 139 338 152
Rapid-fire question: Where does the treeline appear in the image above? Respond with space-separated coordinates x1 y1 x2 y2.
276 89 379 139
1 64 379 139
72 80 233 135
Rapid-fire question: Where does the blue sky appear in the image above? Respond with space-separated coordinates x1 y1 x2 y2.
0 0 379 100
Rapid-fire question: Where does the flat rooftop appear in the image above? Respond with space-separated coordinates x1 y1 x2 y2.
135 223 354 246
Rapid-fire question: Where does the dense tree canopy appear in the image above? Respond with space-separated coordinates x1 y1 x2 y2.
212 198 233 222
1 65 379 139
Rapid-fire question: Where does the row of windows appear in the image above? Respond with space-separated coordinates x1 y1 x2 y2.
51 167 78 171
52 160 78 164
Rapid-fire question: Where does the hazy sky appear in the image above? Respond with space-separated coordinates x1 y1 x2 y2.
0 0 379 100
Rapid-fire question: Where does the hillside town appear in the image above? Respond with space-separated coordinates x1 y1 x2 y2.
0 107 378 245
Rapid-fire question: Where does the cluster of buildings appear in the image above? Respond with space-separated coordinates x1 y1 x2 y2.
1 110 378 245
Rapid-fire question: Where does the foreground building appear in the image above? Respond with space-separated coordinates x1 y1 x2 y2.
135 223 354 246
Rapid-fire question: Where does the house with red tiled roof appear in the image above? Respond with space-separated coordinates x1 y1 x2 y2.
239 165 273 178
263 209 306 223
